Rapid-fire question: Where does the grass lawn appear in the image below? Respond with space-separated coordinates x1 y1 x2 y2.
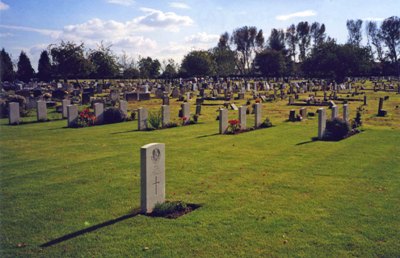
0 83 399 257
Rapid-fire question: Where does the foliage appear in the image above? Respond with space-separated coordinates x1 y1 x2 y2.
211 38 236 77
180 50 215 77
37 50 52 82
285 24 298 62
74 108 96 128
366 21 384 62
103 107 126 124
152 201 188 216
123 67 140 79
50 41 91 80
0 48 15 82
88 43 119 82
148 110 162 129
255 49 286 77
380 16 400 62
268 29 286 52
160 59 178 79
346 19 363 46
352 108 363 129
323 117 351 141
259 118 273 128
296 21 311 62
16 51 35 82
163 122 178 128
310 22 326 47
138 57 160 79
227 119 240 134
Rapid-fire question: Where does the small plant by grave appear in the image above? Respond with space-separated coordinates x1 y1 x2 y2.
148 110 162 129
151 201 199 219
227 119 240 134
72 108 96 128
259 118 273 128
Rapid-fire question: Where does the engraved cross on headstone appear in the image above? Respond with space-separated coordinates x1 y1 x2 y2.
153 176 160 195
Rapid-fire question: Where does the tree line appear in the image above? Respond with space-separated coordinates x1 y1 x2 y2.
0 16 399 83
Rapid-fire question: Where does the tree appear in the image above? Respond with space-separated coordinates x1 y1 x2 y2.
50 41 91 81
254 49 286 77
380 16 400 63
16 51 35 82
285 24 297 62
268 29 285 52
211 33 237 76
310 22 326 47
160 59 178 79
230 26 263 74
37 50 52 82
296 21 311 62
302 40 373 82
180 50 215 77
138 57 160 79
88 43 119 83
0 48 15 82
346 19 363 46
365 21 384 61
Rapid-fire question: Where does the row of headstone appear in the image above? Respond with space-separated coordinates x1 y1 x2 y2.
219 103 262 134
317 104 350 139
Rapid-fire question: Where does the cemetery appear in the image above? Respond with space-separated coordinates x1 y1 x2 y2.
0 77 399 256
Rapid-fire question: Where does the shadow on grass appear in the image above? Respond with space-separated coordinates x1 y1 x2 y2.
4 118 65 127
296 137 318 146
40 209 141 248
196 133 220 138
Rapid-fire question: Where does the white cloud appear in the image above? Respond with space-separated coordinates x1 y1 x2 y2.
0 32 12 37
276 10 316 21
169 2 190 9
106 0 134 6
0 1 9 10
185 32 219 44
134 8 193 32
0 25 61 38
363 17 385 22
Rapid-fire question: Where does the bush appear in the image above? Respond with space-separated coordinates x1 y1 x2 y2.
152 201 188 216
164 122 178 128
259 118 273 128
352 110 362 129
103 107 126 124
323 118 351 140
148 110 162 129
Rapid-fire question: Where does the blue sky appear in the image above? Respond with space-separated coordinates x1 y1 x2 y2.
0 0 398 70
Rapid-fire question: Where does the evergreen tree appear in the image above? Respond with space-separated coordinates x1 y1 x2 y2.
0 48 15 82
37 50 52 82
17 51 35 82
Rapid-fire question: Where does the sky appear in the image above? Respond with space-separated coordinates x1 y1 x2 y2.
0 0 398 71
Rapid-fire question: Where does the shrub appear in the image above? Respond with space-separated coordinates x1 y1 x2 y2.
152 201 188 216
164 122 178 128
259 118 273 128
103 107 126 124
323 118 351 140
148 111 162 129
352 110 362 129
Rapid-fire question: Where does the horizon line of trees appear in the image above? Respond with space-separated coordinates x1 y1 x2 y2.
1 16 399 83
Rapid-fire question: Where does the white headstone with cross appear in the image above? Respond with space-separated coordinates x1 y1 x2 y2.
140 143 165 213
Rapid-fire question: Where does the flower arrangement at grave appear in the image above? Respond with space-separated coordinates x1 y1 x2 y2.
227 119 241 134
75 108 96 127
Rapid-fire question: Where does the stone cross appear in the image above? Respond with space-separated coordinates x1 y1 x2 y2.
239 106 246 130
67 105 78 127
219 108 228 134
138 107 148 131
254 103 262 128
331 105 338 120
8 102 20 125
161 105 170 127
62 99 71 119
318 108 326 140
36 100 47 121
94 103 104 125
141 143 165 213
343 104 349 122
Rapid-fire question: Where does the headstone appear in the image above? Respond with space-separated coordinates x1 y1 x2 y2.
230 103 238 111
171 88 179 98
363 95 367 105
94 103 104 125
162 95 170 105
318 108 326 140
8 102 20 125
343 104 349 122
119 100 128 117
219 108 228 134
62 99 71 119
161 105 170 127
140 143 165 213
181 103 190 123
239 106 246 130
195 105 201 115
36 100 47 121
331 105 338 120
67 105 78 127
138 108 148 131
186 92 191 101
110 90 119 102
378 97 383 113
288 96 294 105
254 103 262 128
289 110 296 121
299 107 307 118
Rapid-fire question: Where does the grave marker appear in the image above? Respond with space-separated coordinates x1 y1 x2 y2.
219 108 228 134
94 103 104 124
239 106 246 130
318 108 326 140
119 100 128 117
67 105 78 127
343 104 349 122
138 108 148 131
36 100 47 121
62 99 71 118
161 105 170 127
8 102 20 125
331 105 338 119
141 143 165 213
254 103 262 128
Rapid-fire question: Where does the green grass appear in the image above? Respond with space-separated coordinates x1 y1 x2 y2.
0 84 399 257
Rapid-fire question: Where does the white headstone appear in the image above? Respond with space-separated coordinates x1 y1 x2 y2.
94 103 104 125
8 102 20 125
67 105 78 127
62 99 71 119
119 100 128 117
141 143 165 213
331 105 338 120
254 103 262 128
219 108 228 134
318 108 326 140
138 107 148 131
239 106 246 130
161 105 170 127
36 100 47 121
343 104 349 122
181 103 190 123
